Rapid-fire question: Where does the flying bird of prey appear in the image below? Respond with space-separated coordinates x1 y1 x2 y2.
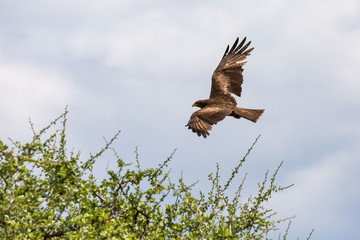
186 37 264 138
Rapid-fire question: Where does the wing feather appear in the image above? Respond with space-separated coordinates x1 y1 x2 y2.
228 37 239 54
233 37 247 53
222 45 230 59
210 37 254 99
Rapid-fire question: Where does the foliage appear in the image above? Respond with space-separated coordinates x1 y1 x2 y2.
0 109 312 239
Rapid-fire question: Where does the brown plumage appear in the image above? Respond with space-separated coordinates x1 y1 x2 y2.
186 37 264 138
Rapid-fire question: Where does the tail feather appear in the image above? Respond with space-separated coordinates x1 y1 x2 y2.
232 108 264 123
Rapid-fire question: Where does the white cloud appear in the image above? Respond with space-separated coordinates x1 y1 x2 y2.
0 61 77 138
269 148 360 232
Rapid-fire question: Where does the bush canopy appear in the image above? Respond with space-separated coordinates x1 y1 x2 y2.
0 109 313 239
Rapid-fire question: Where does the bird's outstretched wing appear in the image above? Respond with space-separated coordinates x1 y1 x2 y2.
186 106 232 138
210 37 254 99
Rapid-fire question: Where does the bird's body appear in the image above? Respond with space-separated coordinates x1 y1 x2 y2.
186 37 264 138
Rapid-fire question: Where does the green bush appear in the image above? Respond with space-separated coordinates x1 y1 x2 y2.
0 109 313 239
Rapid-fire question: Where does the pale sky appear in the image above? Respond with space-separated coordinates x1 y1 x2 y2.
1 1 360 239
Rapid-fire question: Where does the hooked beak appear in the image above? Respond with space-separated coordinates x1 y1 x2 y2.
192 103 197 107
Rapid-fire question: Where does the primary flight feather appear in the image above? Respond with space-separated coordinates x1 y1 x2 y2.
186 37 264 138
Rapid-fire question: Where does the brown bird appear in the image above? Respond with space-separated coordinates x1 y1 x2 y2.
186 37 264 138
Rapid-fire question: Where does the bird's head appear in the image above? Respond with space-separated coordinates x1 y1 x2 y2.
192 100 209 108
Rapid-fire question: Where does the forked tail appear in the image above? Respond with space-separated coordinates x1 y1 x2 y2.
232 107 264 123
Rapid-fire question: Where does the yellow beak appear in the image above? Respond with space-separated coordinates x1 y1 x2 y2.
192 103 196 107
